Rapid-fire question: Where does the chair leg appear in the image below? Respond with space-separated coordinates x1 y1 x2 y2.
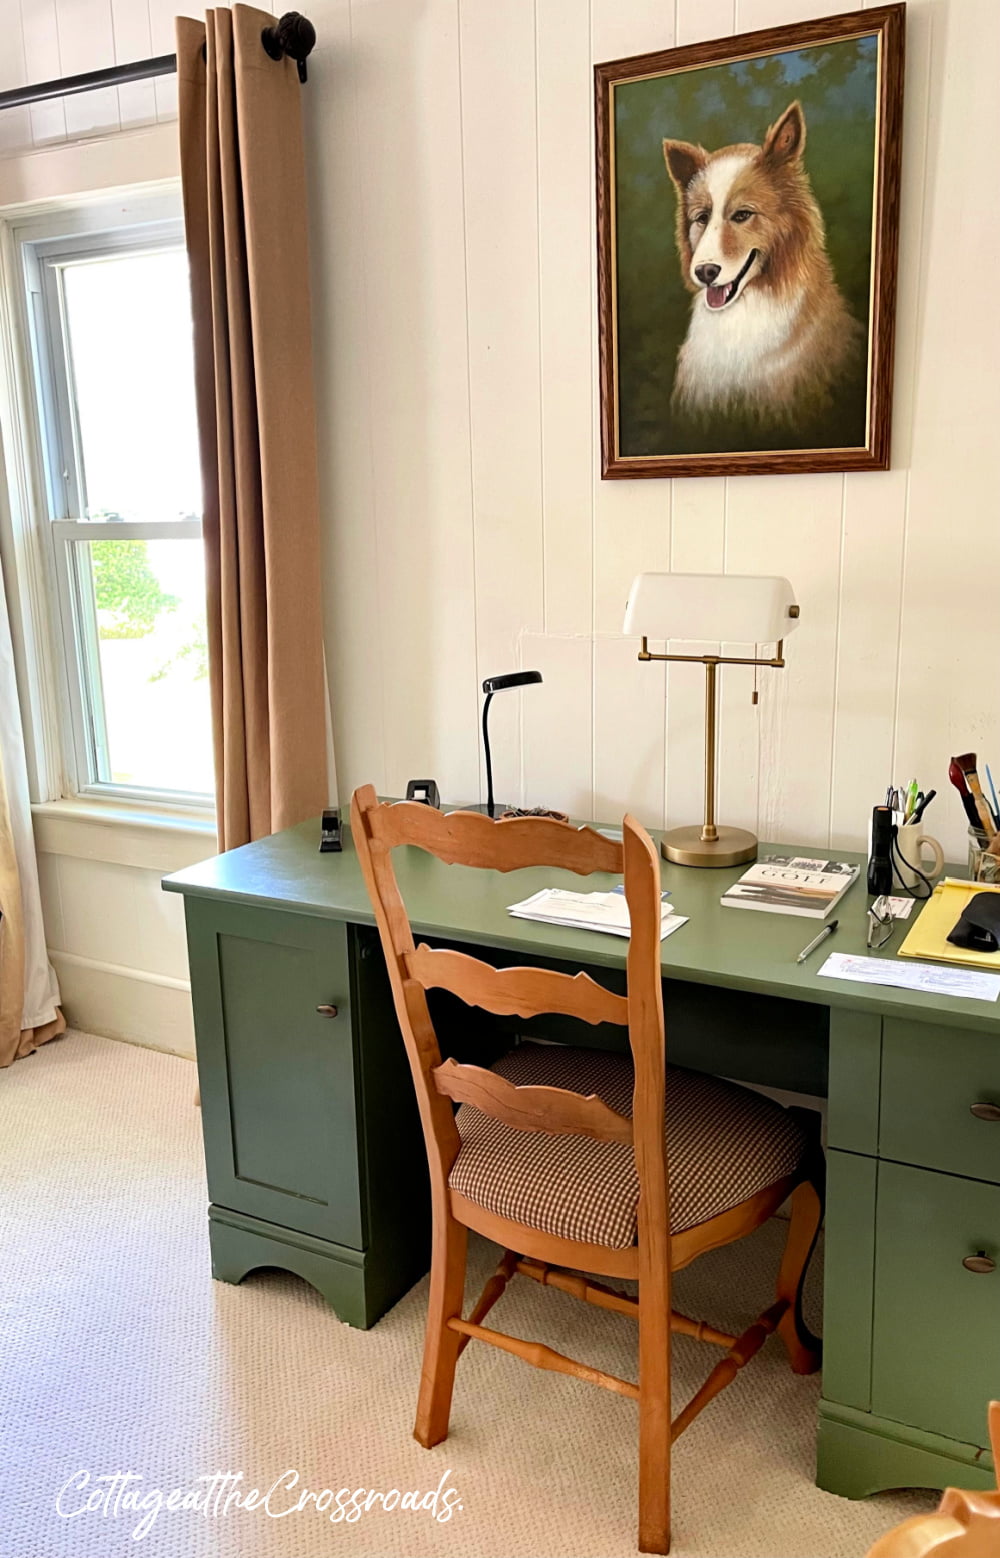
775 1177 823 1375
637 1284 671 1554
414 1213 468 1449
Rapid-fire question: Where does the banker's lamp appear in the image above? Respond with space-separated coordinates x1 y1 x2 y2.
623 573 800 867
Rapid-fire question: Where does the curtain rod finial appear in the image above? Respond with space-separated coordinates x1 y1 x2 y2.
261 13 316 83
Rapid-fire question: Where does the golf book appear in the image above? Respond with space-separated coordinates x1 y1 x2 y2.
720 856 860 919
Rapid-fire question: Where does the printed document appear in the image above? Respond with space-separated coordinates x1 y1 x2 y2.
507 888 686 942
818 951 1000 1002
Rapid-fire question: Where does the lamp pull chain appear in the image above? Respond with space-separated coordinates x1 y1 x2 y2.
752 646 760 706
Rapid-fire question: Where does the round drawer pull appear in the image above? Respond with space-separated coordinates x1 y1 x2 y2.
962 1252 996 1275
969 1101 1000 1122
316 1004 339 1018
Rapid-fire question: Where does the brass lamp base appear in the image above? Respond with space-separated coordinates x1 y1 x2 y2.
661 825 758 869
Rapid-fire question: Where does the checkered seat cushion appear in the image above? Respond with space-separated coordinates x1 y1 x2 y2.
448 1043 809 1250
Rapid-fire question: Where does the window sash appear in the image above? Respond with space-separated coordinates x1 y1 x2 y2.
52 519 203 542
49 521 210 800
11 199 213 809
27 221 184 525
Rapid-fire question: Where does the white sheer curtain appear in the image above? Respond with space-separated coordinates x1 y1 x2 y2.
0 558 62 1066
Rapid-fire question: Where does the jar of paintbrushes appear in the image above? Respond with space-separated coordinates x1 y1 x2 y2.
969 828 1000 885
950 751 1000 881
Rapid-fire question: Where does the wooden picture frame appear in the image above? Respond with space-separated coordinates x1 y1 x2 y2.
595 5 905 479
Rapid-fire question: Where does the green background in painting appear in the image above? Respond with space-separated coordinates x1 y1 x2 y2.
613 35 878 457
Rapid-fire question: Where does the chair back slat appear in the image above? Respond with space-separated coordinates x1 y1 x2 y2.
406 944 628 1027
369 799 624 876
432 1057 634 1146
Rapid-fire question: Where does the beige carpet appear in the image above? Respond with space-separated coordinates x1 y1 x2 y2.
2 1030 933 1558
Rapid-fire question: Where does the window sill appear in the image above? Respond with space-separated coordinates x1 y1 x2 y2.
32 797 218 873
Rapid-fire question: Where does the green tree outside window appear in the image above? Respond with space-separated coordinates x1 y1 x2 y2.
92 534 178 640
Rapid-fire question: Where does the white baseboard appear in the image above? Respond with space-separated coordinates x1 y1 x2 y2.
50 950 195 1058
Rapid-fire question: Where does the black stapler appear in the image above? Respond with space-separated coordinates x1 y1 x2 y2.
320 808 342 853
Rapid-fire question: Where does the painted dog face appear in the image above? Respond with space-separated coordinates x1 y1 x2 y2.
662 102 810 312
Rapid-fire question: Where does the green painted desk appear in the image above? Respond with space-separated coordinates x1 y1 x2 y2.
164 820 1000 1502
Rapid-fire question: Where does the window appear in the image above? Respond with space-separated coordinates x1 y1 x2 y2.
13 195 213 807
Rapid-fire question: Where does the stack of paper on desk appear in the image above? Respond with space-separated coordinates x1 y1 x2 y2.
507 887 686 941
897 878 1000 969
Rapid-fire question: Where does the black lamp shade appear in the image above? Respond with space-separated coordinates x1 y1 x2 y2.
482 670 543 695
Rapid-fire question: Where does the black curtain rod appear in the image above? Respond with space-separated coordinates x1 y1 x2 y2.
0 56 177 112
0 11 316 111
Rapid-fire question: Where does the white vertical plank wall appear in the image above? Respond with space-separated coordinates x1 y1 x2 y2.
0 0 996 860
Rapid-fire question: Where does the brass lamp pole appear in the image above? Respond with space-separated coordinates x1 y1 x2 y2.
637 605 800 867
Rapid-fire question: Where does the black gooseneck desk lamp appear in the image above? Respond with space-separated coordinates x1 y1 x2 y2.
481 670 543 818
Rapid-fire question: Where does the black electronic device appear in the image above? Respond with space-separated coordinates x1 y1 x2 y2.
867 805 894 897
948 893 1000 954
319 807 342 853
405 779 441 808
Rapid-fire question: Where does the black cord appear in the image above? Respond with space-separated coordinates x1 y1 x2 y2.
890 831 935 900
482 692 495 819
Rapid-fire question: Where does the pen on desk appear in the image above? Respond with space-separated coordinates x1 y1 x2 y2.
796 919 839 964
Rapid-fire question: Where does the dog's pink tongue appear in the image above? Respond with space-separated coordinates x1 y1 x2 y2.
706 284 729 309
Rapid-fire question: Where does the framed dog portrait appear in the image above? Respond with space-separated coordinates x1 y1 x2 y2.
595 5 905 478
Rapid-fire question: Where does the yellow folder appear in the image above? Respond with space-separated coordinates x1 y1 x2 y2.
898 877 1000 969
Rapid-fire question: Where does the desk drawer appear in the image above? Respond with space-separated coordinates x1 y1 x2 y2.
880 1019 1000 1184
872 1160 1000 1447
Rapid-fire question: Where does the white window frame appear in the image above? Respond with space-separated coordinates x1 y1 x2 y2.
0 185 212 814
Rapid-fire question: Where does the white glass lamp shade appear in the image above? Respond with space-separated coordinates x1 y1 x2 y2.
623 573 799 646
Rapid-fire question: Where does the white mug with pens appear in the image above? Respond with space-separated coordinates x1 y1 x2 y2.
892 818 944 893
878 779 944 896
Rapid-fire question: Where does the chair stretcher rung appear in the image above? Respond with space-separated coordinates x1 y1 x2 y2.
513 1257 735 1347
515 1258 638 1316
447 1317 640 1400
670 1299 789 1442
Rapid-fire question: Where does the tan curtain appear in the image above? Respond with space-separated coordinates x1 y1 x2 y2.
0 750 64 1068
0 547 64 1066
176 5 328 850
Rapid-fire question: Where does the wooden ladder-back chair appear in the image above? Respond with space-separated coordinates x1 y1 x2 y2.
351 786 823 1555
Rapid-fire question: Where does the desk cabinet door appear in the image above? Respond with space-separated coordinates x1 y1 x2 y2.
871 1160 1000 1448
185 899 362 1249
